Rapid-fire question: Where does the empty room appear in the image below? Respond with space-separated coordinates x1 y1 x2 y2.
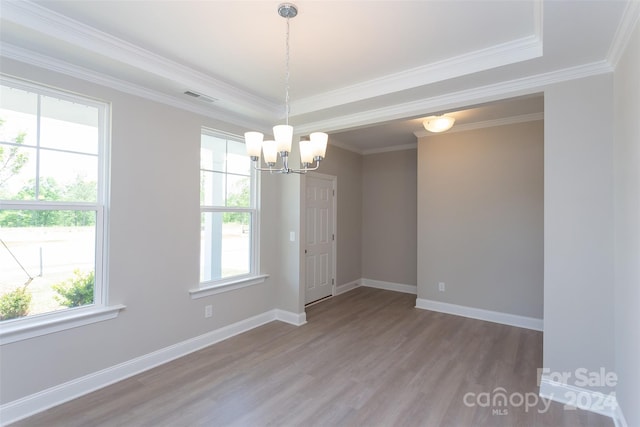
0 1 638 426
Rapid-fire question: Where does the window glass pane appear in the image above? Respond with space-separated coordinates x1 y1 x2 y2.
201 170 225 207
0 144 37 200
200 212 250 282
200 134 226 172
227 140 250 176
0 210 96 320
39 150 98 202
227 174 250 207
0 85 38 147
40 95 99 154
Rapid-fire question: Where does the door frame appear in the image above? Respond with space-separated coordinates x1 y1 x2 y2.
302 172 337 304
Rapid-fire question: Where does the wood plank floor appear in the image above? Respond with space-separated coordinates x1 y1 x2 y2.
12 287 613 426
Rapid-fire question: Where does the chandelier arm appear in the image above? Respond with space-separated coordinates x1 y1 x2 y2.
288 160 322 174
258 166 292 175
250 164 321 175
301 162 321 172
252 164 281 172
250 158 321 174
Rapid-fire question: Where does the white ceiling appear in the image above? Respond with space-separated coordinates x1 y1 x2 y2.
0 0 635 153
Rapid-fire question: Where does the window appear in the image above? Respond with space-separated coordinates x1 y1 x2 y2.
199 129 259 289
0 77 109 327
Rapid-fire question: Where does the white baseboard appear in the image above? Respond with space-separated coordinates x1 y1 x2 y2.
539 376 624 426
334 278 417 296
415 298 543 331
361 278 417 295
335 279 361 295
613 401 629 427
275 309 307 326
0 309 302 425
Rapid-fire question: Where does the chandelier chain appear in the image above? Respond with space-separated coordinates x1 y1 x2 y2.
285 15 290 126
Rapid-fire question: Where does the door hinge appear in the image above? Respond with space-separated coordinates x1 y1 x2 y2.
332 234 335 241
332 278 335 285
333 189 335 196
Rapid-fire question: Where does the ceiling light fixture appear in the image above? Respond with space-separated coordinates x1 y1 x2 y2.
423 115 455 133
245 3 328 174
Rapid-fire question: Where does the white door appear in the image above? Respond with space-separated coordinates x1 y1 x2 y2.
305 174 335 304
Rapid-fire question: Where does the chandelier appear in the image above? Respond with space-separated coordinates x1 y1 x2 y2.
245 3 328 174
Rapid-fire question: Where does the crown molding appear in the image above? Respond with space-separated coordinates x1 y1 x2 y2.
1 0 280 118
414 112 544 138
290 35 542 118
326 138 365 155
362 143 418 156
330 139 418 157
4 39 610 144
336 113 543 156
290 0 543 117
295 60 612 135
0 43 268 132
606 0 640 68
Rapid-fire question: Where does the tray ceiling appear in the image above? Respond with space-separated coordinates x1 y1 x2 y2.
0 0 634 151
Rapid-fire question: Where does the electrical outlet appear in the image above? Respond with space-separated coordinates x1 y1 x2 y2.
438 282 445 292
205 304 213 318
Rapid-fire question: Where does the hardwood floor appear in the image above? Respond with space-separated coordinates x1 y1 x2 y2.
12 287 613 426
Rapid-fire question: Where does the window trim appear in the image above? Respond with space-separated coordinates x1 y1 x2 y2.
198 128 262 292
190 274 268 299
0 75 121 342
0 304 125 345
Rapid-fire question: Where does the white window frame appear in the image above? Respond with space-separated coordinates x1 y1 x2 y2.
192 128 265 299
0 76 123 345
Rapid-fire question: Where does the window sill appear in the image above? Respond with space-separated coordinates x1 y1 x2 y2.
0 304 126 345
190 274 269 299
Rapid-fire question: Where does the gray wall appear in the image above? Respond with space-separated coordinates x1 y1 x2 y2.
543 73 615 392
417 121 544 318
311 144 363 287
613 19 640 426
0 58 283 404
362 149 417 286
275 172 303 314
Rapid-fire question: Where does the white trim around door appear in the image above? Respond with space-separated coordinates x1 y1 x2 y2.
303 172 337 305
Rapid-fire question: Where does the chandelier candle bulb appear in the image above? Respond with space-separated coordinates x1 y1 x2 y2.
245 132 264 159
273 124 293 153
262 140 278 165
310 132 328 159
299 139 314 165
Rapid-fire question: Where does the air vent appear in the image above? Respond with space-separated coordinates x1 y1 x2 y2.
183 90 217 103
